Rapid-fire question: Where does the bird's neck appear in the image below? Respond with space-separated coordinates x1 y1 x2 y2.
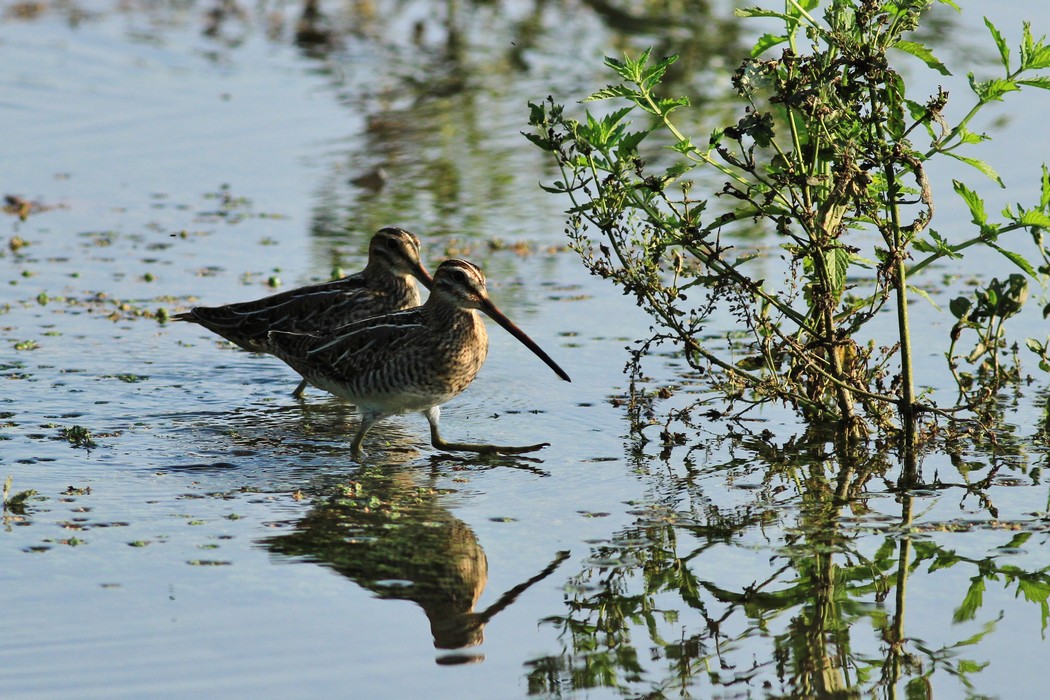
363 263 417 294
424 301 487 343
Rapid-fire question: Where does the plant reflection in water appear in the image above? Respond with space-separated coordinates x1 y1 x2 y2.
525 423 1050 697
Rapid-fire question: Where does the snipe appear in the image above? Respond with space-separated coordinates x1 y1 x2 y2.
175 227 433 397
267 258 571 456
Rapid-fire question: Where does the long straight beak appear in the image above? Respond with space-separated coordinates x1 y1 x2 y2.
480 298 571 382
413 262 435 291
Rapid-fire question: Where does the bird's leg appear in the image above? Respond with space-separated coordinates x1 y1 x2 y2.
424 407 550 455
350 410 383 458
291 378 309 398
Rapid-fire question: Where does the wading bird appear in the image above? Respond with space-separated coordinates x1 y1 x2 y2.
175 227 433 397
267 258 571 456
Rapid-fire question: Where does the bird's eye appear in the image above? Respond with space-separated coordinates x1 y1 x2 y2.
452 269 467 284
385 237 400 250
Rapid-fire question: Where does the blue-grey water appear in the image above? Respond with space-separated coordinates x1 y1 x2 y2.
4 1 1050 697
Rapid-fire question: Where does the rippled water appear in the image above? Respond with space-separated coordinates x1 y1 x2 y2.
4 1 1050 698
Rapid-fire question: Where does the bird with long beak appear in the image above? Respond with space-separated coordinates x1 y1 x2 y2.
268 258 571 456
175 227 433 398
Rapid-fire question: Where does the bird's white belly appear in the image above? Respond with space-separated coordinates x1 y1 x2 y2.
314 377 453 416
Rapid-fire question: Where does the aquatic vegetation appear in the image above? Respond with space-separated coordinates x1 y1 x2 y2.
526 435 1050 696
58 425 97 449
2 475 37 516
530 0 1050 448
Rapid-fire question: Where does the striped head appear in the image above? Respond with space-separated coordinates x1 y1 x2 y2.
431 259 571 383
367 227 433 289
430 259 489 310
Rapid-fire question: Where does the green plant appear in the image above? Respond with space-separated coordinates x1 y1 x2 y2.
59 425 97 449
2 475 37 515
948 273 1028 397
528 0 1050 444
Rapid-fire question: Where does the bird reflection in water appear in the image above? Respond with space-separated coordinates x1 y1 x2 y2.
264 463 569 664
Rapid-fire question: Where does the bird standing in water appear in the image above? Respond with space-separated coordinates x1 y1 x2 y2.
268 258 571 456
175 227 433 398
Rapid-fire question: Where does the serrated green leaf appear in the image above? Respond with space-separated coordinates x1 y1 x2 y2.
905 98 938 139
908 284 941 310
1017 578 1050 605
824 247 851 296
585 85 637 102
603 106 634 128
958 660 990 674
602 56 631 82
988 242 1038 277
911 237 936 253
522 132 551 150
671 137 695 154
984 17 1011 71
1041 165 1050 212
952 179 988 225
582 110 628 149
911 540 940 565
1017 209 1050 228
946 153 1005 187
527 101 545 125
968 72 1020 101
663 162 695 180
904 98 928 121
635 47 653 70
999 531 1033 548
921 229 960 260
1017 76 1050 90
752 33 787 57
905 677 928 699
642 54 679 89
957 129 990 145
885 72 907 139
894 40 951 76
957 618 1000 648
604 50 650 84
583 110 601 135
1021 22 1050 70
734 8 789 19
953 576 986 623
653 96 690 117
569 154 589 169
929 549 963 572
1021 22 1033 69
617 129 649 155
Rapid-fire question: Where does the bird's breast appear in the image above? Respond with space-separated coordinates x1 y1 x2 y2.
314 311 488 415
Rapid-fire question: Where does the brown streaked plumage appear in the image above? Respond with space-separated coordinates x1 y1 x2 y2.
174 227 433 397
268 258 571 457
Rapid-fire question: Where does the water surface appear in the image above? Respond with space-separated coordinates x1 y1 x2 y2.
4 1 1050 698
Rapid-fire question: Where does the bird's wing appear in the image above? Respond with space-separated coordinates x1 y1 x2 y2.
178 275 372 345
268 307 427 373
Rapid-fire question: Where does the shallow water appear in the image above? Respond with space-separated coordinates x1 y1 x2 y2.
4 1 1050 698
